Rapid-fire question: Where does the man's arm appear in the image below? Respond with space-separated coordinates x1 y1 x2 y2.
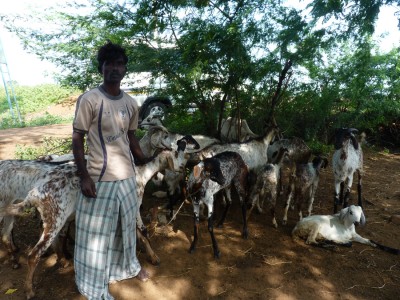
72 131 96 198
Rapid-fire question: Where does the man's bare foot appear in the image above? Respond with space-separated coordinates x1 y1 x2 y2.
136 268 150 282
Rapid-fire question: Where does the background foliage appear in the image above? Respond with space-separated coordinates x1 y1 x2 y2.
1 0 399 148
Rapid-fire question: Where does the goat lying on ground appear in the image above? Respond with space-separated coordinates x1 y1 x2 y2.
332 128 363 213
283 156 328 225
187 151 249 258
292 205 400 254
247 147 289 228
220 117 258 142
0 143 194 299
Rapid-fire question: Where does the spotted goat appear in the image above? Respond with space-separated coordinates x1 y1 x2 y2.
187 151 249 258
332 128 363 213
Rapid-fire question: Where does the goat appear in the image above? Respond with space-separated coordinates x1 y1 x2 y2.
0 143 194 299
189 126 278 215
139 114 164 130
282 156 329 225
220 117 258 142
267 137 311 171
267 137 312 194
139 125 172 157
332 128 363 213
247 147 289 228
292 205 400 254
187 151 249 258
192 126 278 170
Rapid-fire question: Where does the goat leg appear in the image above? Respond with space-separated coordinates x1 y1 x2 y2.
189 215 199 254
241 203 249 239
208 214 220 258
339 182 345 205
136 228 160 265
343 190 350 208
357 173 362 207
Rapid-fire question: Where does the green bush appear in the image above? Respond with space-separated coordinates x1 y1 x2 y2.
15 137 73 160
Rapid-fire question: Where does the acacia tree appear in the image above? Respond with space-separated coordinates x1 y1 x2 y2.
1 0 399 140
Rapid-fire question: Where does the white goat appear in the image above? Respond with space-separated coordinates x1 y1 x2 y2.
332 128 363 213
292 205 400 254
0 146 192 299
283 156 328 225
187 151 249 258
247 147 289 228
139 125 172 157
220 117 258 142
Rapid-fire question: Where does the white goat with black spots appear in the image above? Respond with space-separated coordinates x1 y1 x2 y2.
332 128 363 213
292 205 400 254
247 147 289 228
283 156 329 225
187 151 249 258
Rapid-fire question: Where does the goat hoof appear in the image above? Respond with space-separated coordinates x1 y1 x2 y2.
242 231 249 239
282 220 287 226
214 251 221 259
150 257 161 266
189 246 196 254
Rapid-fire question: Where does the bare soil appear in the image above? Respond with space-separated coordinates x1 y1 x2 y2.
1 104 400 300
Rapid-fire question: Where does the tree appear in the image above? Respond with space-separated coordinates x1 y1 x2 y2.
1 0 399 142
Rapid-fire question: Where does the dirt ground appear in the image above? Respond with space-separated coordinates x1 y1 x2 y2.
1 105 400 300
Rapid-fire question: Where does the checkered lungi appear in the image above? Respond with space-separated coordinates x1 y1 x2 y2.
74 177 141 300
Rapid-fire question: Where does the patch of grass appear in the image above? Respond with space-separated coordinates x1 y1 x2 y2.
15 137 73 160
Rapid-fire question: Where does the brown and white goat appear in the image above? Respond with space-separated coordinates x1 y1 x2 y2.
332 128 363 213
247 147 289 228
187 151 249 258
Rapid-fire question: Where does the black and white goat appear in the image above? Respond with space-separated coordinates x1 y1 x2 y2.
332 128 363 213
247 147 289 228
282 156 328 225
187 151 249 258
292 205 400 254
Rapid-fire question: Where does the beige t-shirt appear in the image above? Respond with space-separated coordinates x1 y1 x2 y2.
73 86 139 182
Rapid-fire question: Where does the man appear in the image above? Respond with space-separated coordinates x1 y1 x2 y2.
72 41 150 300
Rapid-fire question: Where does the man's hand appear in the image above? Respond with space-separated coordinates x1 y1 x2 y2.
135 155 156 166
80 175 97 198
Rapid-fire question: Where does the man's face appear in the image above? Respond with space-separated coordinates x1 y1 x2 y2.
102 56 126 83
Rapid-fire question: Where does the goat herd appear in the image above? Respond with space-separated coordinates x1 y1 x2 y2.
0 118 398 299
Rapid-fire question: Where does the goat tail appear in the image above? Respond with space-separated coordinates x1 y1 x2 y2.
370 239 400 255
0 201 31 217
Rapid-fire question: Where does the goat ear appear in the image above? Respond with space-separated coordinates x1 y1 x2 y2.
193 165 202 179
360 209 366 226
339 207 349 222
166 155 174 170
150 132 161 147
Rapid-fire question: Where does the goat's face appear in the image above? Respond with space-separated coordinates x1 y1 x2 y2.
150 127 172 151
334 128 359 150
339 205 366 227
177 135 200 152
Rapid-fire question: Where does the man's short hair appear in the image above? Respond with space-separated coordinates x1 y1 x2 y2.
97 41 128 73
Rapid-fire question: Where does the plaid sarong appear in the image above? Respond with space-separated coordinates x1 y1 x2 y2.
74 177 141 300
